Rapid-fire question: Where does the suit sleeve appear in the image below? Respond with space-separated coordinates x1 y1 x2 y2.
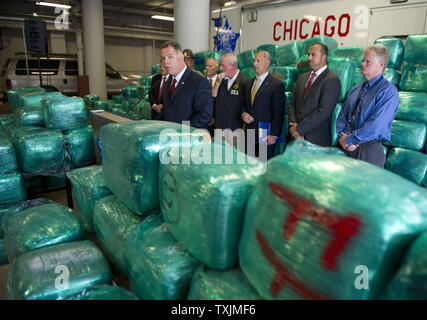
271 81 286 137
190 78 213 129
241 80 250 115
297 76 341 136
287 78 300 123
149 75 159 107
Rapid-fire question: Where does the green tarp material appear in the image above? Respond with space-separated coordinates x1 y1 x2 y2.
284 91 293 116
374 36 405 69
151 64 160 75
112 95 123 104
328 58 356 102
2 202 84 262
395 91 427 124
238 50 256 70
139 76 153 87
100 120 209 215
122 84 144 99
159 143 265 270
403 34 427 65
256 44 278 64
329 47 365 67
17 91 64 109
14 106 44 127
302 36 338 55
382 68 401 89
109 102 121 113
0 135 17 175
0 114 15 132
296 55 311 75
275 115 288 156
353 68 365 86
6 240 111 300
66 166 112 232
193 51 224 73
7 86 45 111
331 103 343 147
239 140 427 300
10 126 66 175
276 42 303 67
64 126 95 167
383 145 390 158
93 100 108 111
240 67 256 80
0 239 7 265
124 214 199 300
135 99 152 120
43 97 87 131
268 66 298 91
187 265 262 300
84 95 100 107
380 232 427 299
384 120 427 151
385 147 427 186
68 285 138 300
93 195 144 274
0 174 26 207
399 64 427 92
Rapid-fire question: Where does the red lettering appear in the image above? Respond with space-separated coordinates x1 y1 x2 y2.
269 182 362 270
294 19 298 41
324 15 336 37
273 22 282 41
283 20 293 41
299 18 309 40
311 17 321 38
338 13 350 37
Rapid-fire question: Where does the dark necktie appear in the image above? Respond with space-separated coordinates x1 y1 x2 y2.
169 78 177 98
349 81 369 130
209 78 213 88
303 72 316 98
158 76 166 102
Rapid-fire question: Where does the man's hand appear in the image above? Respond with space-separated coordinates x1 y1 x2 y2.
216 72 225 83
289 123 304 140
339 133 358 151
242 112 254 124
209 118 215 126
266 135 277 145
154 104 163 113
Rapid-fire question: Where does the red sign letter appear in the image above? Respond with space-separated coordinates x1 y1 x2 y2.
311 17 321 38
283 20 293 41
338 13 351 37
299 18 309 40
324 15 336 37
273 21 282 41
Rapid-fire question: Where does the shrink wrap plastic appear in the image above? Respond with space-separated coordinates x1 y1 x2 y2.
0 174 26 207
380 233 427 299
241 67 256 80
66 166 112 232
64 126 95 167
403 34 427 64
238 140 427 299
18 91 64 109
84 95 100 107
327 58 356 102
382 68 401 89
122 84 144 99
268 66 298 91
93 195 143 274
329 47 365 67
331 103 343 147
93 100 108 111
296 55 311 75
374 37 404 69
14 106 44 126
385 148 427 186
0 114 15 132
284 91 293 116
2 203 84 261
69 285 138 300
275 115 288 156
151 64 160 75
395 92 427 124
100 120 210 215
353 68 365 86
112 95 123 104
0 238 7 264
302 36 338 55
9 126 66 174
124 215 199 300
384 120 427 151
6 240 111 300
43 97 87 130
276 42 303 67
238 50 256 70
7 86 45 111
139 75 153 87
193 51 224 73
0 135 17 174
256 44 278 64
399 64 427 92
159 143 265 270
187 265 262 300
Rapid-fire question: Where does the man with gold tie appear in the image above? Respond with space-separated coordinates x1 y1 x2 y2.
205 58 219 89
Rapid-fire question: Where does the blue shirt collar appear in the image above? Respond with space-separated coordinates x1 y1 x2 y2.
365 74 383 89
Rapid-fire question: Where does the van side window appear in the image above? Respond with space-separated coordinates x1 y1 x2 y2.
15 59 60 75
65 60 78 76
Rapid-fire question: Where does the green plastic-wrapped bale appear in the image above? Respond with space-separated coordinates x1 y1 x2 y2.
353 68 365 86
9 126 66 175
239 140 427 300
100 120 210 215
151 64 160 75
122 84 144 99
380 232 427 299
399 64 427 92
6 240 111 300
329 47 364 67
193 51 224 73
84 94 100 107
0 114 15 133
0 238 7 264
296 55 310 75
124 215 199 300
43 97 87 131
395 92 427 124
374 37 404 69
385 148 427 186
403 34 427 64
328 58 356 102
0 174 26 207
384 120 427 151
382 68 401 89
2 202 84 261
64 126 95 167
69 285 138 300
7 86 45 111
0 135 17 175
256 44 278 64
268 66 298 91
302 36 338 55
93 195 144 274
139 76 153 87
238 50 256 70
284 91 293 115
18 91 64 109
66 166 112 232
159 143 265 270
112 95 123 104
240 67 256 80
93 100 108 111
274 115 288 156
187 265 262 300
331 103 343 147
14 106 44 126
276 42 303 66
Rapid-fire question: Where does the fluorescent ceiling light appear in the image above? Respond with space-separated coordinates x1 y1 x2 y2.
36 2 71 9
151 15 174 22
224 1 237 6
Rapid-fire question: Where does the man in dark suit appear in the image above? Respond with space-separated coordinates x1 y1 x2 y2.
242 50 285 160
149 57 169 119
157 41 213 129
288 43 341 146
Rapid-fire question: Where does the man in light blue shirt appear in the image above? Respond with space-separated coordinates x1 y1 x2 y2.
336 44 399 167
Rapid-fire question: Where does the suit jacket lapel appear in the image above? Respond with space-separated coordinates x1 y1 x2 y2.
252 74 270 106
171 68 190 103
302 68 329 103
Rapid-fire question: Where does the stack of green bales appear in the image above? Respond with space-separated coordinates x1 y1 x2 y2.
400 34 427 92
68 285 137 300
6 86 45 111
257 44 278 64
109 83 151 120
151 64 160 75
276 42 303 67
84 94 100 121
193 50 224 75
239 140 427 299
373 36 404 88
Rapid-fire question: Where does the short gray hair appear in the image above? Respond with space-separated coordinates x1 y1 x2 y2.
256 50 271 62
206 57 218 67
221 54 238 67
160 41 183 55
364 44 390 69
